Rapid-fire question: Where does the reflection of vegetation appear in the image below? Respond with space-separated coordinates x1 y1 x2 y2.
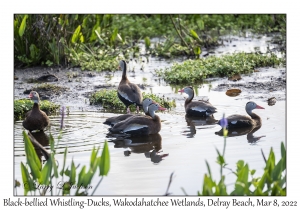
16 131 110 195
14 14 286 69
14 99 60 120
157 52 285 84
89 89 176 111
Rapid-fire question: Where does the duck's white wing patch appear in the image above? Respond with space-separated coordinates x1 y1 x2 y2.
191 106 206 112
118 91 133 102
123 123 148 132
230 121 238 124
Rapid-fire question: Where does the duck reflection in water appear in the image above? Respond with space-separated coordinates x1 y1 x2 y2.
27 131 50 162
182 114 217 138
215 126 266 144
109 134 169 163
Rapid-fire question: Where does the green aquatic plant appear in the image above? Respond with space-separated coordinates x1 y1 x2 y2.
89 89 176 112
34 83 68 92
14 14 286 67
17 131 110 196
157 52 285 84
14 99 60 120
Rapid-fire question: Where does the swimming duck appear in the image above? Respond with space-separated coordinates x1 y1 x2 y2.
109 103 166 136
178 86 217 117
218 101 265 129
117 60 143 114
22 91 50 131
103 98 155 126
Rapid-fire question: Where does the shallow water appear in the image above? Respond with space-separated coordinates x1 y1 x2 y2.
14 34 286 195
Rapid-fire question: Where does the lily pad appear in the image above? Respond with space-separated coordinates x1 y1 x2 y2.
226 89 241 97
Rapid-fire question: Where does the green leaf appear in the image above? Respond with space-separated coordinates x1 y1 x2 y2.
145 37 151 49
59 147 68 176
99 141 110 176
197 19 204 30
90 147 100 172
23 131 41 180
39 158 52 185
110 28 118 44
190 29 199 40
82 171 94 187
51 153 59 178
280 142 286 156
216 148 225 166
77 166 86 187
71 25 81 43
21 162 34 195
70 160 76 184
19 15 28 37
29 44 39 60
193 46 201 55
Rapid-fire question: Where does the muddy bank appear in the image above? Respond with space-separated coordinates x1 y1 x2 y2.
14 62 286 112
211 68 286 102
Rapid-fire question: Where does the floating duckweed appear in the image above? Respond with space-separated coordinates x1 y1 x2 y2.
156 52 285 84
14 99 60 121
90 89 176 112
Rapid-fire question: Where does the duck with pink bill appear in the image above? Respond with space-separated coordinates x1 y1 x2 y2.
218 101 265 129
109 103 166 136
178 86 217 117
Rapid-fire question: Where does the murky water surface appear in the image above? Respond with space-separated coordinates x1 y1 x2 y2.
14 35 285 195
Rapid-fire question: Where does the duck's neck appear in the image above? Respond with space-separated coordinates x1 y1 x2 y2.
185 91 194 107
143 104 149 115
32 102 40 111
149 110 159 121
247 110 261 123
122 63 127 80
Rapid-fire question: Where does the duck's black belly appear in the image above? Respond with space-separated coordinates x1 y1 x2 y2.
117 92 134 108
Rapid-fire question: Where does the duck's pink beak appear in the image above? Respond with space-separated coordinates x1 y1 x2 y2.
159 106 166 111
28 93 33 98
178 89 184 93
256 105 265 109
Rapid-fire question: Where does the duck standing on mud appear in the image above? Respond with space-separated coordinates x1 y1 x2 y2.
22 91 50 132
117 60 143 114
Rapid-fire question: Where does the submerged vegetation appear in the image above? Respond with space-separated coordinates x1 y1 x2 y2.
14 14 286 71
89 89 176 111
157 52 285 84
14 99 60 120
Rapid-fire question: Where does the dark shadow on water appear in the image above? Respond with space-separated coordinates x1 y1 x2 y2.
108 134 168 164
182 114 217 138
215 126 266 144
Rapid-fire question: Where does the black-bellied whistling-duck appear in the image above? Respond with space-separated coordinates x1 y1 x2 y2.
218 101 265 129
103 98 155 126
109 103 166 136
22 91 50 131
117 60 143 114
178 86 217 117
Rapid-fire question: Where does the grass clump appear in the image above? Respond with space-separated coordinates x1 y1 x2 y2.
89 89 176 112
156 52 285 84
14 99 60 120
